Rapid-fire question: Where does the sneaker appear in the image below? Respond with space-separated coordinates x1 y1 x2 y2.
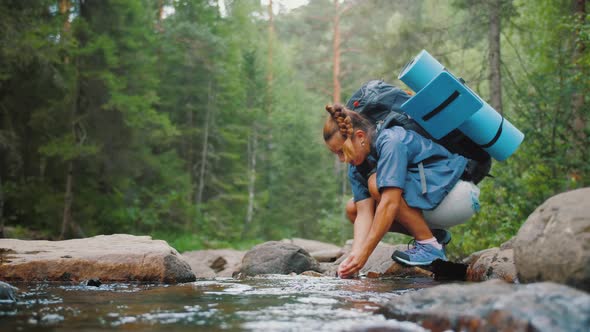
392 242 448 266
431 228 452 245
406 229 451 249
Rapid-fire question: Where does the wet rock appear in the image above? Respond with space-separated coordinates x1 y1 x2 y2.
300 270 323 277
182 249 244 278
344 320 428 332
0 281 17 303
310 249 344 263
464 247 517 282
239 241 320 276
379 279 590 332
513 187 590 291
0 234 195 283
282 238 343 262
86 278 102 287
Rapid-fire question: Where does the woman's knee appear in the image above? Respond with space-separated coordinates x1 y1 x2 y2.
345 198 356 224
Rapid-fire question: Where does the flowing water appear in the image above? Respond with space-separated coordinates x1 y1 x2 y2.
0 275 441 332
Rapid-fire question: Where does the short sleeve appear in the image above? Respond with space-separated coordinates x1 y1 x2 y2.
376 133 409 191
348 165 371 202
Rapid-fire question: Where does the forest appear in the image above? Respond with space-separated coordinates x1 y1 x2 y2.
0 0 587 258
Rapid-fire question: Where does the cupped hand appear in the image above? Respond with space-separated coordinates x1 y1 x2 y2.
337 251 368 279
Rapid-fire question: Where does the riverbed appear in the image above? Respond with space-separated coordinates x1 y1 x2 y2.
0 275 442 331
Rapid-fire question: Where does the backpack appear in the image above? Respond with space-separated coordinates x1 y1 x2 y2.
345 80 491 184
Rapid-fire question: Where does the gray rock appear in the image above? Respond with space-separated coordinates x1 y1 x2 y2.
464 247 517 282
239 241 320 276
0 234 195 284
282 238 344 262
182 249 244 278
513 187 590 291
0 281 17 304
379 279 590 332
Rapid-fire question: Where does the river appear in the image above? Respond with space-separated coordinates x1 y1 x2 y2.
0 275 442 331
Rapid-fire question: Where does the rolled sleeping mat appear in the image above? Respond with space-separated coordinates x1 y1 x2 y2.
398 49 524 161
458 102 524 161
398 49 445 92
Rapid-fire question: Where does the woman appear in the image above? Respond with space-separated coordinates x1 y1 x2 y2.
323 104 480 278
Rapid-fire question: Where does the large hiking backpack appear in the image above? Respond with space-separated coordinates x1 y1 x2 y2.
345 80 491 184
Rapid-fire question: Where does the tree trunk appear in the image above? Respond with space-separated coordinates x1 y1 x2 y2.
186 100 194 228
195 81 213 216
157 0 165 30
332 0 341 104
61 160 74 239
488 0 502 114
267 0 274 108
60 69 82 239
0 174 4 238
59 0 71 32
331 0 346 209
246 129 258 227
572 0 586 145
59 0 74 240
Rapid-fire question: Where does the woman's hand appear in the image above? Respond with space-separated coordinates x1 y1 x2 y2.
337 250 369 279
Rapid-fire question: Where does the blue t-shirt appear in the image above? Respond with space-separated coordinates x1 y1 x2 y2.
348 126 468 210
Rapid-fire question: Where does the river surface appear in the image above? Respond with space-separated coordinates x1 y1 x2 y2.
1 275 441 332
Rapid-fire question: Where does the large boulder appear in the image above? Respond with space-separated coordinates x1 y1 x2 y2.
182 249 244 278
379 279 590 332
513 187 590 291
239 241 320 276
0 234 195 283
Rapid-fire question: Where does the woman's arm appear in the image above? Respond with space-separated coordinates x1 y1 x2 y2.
338 198 374 278
360 187 401 259
351 198 375 253
338 188 401 278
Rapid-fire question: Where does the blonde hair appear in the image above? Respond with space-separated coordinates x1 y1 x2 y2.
323 104 373 162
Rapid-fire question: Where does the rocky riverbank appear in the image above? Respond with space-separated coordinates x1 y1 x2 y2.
1 187 589 331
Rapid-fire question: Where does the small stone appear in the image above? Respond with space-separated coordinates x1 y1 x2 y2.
0 281 18 303
365 271 382 278
300 270 323 277
86 278 102 287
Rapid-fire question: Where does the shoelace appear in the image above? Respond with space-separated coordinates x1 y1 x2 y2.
405 240 423 253
408 237 448 250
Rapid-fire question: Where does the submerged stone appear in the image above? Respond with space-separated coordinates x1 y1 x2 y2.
0 281 17 304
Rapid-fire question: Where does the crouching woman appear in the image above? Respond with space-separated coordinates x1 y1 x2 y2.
323 104 480 278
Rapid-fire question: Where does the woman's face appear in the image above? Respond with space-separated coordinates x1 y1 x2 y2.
325 132 368 166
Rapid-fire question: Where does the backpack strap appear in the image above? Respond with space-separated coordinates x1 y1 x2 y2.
418 162 427 194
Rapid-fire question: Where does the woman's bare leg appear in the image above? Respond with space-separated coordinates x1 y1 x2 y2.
347 197 411 234
368 173 433 241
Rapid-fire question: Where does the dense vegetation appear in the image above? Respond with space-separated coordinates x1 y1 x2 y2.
0 0 587 258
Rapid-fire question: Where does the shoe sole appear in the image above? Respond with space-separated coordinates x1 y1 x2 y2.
392 255 436 266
